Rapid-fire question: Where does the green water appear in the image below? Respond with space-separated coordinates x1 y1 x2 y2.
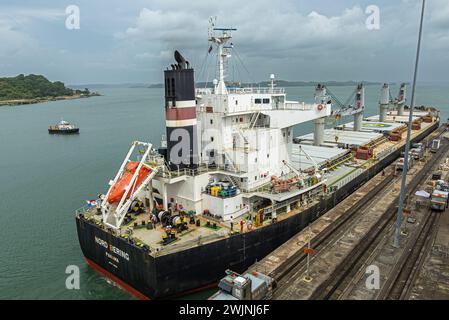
0 85 447 299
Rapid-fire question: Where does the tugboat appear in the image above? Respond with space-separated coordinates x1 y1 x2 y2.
48 119 79 134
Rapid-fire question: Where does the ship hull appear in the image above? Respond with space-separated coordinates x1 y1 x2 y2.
48 128 79 134
76 121 439 299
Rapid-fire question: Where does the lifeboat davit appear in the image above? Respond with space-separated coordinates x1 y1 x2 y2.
107 161 151 204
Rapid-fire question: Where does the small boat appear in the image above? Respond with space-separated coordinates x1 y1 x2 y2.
107 161 152 204
48 119 79 134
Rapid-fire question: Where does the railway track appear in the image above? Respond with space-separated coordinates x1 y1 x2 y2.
309 129 448 300
271 169 396 291
272 125 448 300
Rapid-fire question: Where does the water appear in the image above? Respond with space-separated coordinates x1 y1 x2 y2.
0 85 447 299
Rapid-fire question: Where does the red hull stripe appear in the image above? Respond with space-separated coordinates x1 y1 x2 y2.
85 257 218 300
166 107 196 121
85 257 150 300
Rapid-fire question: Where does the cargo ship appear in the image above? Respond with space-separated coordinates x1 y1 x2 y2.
75 21 440 299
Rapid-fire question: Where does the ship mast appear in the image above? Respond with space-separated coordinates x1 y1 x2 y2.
208 17 236 95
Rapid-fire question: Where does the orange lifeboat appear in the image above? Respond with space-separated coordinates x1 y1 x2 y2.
107 161 151 204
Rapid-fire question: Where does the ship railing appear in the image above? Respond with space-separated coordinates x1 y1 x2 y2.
196 88 212 95
195 87 286 96
156 163 246 179
75 204 90 216
284 102 314 111
227 87 285 95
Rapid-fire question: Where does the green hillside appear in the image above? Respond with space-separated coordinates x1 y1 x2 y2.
0 74 90 101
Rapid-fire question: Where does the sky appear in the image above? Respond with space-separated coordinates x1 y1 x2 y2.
0 0 448 85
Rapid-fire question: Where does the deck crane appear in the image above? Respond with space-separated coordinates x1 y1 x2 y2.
326 83 366 131
282 145 324 182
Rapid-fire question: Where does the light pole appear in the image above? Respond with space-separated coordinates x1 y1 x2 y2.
394 0 426 248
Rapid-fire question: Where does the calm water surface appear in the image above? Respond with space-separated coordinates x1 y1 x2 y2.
0 85 447 299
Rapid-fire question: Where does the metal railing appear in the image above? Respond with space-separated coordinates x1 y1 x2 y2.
284 102 314 111
195 87 286 96
155 163 246 179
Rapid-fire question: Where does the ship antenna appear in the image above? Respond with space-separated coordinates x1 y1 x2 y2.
208 17 236 95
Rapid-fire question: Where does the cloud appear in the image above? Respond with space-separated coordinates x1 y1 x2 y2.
0 0 448 83
0 19 37 57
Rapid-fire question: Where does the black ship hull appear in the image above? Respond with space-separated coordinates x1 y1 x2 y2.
75 122 439 299
48 128 79 134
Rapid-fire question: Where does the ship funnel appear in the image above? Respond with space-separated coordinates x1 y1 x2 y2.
174 50 189 70
163 51 198 170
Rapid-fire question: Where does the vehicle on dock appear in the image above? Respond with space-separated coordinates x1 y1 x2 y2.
209 270 274 300
431 139 441 153
430 189 449 211
48 119 79 134
395 154 414 172
411 143 425 160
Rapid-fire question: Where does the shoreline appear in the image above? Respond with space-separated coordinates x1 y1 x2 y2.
0 93 101 107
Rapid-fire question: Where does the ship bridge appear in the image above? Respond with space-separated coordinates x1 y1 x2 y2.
196 86 331 128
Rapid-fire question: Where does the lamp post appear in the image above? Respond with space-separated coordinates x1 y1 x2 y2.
394 0 426 248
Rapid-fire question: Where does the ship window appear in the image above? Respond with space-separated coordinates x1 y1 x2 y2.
267 154 269 158
255 99 262 104
255 176 257 181
240 117 244 123
235 100 238 105
241 178 244 182
263 98 270 104
211 137 214 142
255 157 257 163
210 119 213 125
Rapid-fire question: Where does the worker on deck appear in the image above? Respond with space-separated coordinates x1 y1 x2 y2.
230 216 234 232
162 232 168 244
240 219 245 233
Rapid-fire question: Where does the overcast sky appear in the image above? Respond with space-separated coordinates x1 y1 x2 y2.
0 0 448 84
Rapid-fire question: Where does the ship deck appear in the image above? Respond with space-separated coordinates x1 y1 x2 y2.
367 110 430 124
81 113 438 257
296 129 383 147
